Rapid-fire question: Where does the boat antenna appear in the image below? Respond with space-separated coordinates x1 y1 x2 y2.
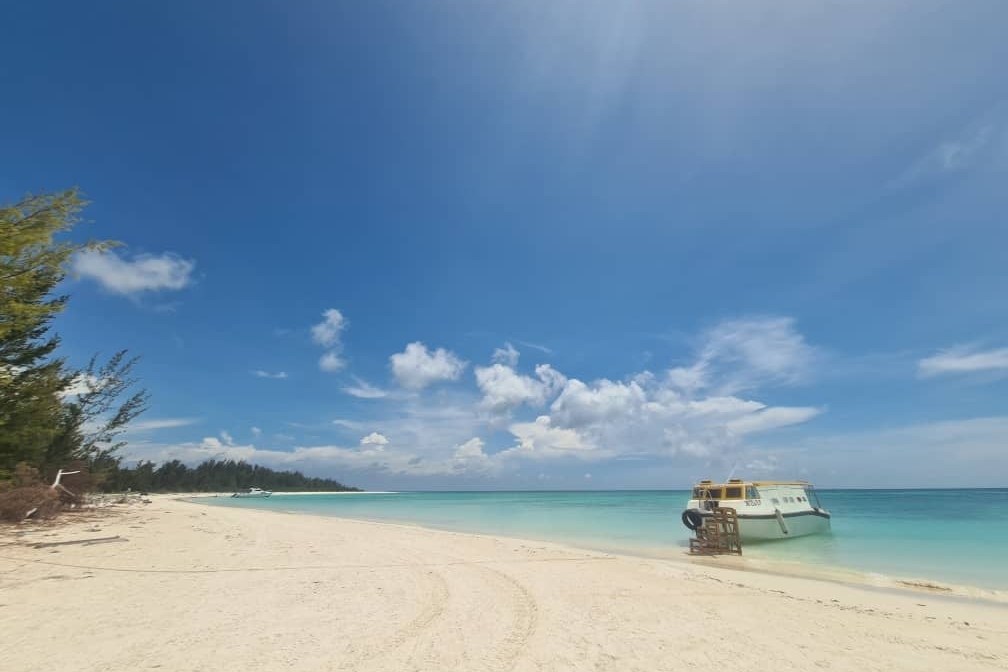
725 462 738 481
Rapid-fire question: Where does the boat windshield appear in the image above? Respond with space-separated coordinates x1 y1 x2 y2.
804 486 822 508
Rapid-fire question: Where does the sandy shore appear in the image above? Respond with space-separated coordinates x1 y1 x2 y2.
2 497 1005 671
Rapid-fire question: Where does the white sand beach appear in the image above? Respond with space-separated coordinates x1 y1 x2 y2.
2 496 1005 672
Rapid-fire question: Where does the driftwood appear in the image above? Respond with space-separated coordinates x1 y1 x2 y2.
32 535 122 548
23 469 82 520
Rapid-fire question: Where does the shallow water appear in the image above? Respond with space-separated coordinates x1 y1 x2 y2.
198 489 1008 590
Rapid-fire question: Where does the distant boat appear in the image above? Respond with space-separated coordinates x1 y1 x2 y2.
681 479 830 542
232 487 272 498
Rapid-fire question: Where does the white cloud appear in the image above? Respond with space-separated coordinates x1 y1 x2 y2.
550 378 647 428
474 361 566 415
253 370 288 379
499 416 602 461
516 340 553 355
311 309 348 373
220 431 235 446
251 426 262 438
894 119 1004 187
73 249 195 295
128 317 828 483
726 406 822 435
59 373 101 398
332 418 365 431
514 354 821 466
310 309 347 347
765 416 1008 487
390 342 467 390
451 437 494 474
918 345 1008 378
319 351 346 372
342 377 390 399
692 317 817 394
127 418 199 432
492 343 520 367
360 432 389 448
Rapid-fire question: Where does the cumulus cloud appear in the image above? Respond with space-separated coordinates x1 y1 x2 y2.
73 249 195 295
319 351 346 372
251 426 262 438
311 309 348 373
508 339 822 467
451 437 495 474
390 342 466 390
499 416 601 461
360 432 389 448
918 345 1008 378
492 343 520 367
311 309 346 347
475 360 566 415
130 316 826 483
550 378 647 428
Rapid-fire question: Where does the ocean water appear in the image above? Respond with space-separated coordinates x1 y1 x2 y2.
199 489 1008 590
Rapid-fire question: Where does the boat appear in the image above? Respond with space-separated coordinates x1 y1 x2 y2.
681 479 830 542
232 487 272 498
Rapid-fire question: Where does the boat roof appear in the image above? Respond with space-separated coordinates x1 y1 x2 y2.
692 479 813 487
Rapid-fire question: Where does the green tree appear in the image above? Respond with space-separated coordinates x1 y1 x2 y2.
48 350 149 478
0 190 145 481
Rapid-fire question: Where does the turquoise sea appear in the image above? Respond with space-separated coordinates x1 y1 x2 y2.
199 489 1008 591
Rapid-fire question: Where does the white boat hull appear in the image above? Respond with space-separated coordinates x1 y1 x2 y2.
733 511 830 541
685 509 830 542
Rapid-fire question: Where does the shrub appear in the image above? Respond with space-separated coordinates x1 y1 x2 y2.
0 486 60 522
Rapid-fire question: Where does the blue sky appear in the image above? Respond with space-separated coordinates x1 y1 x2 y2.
3 1 1007 489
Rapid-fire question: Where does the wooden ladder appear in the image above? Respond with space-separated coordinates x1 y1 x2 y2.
689 507 742 556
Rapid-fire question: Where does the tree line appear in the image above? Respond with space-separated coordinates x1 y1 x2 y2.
102 459 359 493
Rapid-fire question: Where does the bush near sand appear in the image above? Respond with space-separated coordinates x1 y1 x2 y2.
0 461 93 522
0 486 61 522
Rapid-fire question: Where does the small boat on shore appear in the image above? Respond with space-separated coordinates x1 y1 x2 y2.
232 487 272 498
681 479 830 542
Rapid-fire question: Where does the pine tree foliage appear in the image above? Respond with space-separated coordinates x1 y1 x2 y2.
1 190 146 482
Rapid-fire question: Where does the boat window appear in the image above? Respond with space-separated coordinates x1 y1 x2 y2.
804 487 822 508
745 486 760 499
724 486 743 499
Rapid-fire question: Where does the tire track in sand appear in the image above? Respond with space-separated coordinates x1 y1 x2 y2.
337 565 450 670
472 564 539 672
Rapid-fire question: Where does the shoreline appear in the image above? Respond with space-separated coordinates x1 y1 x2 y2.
181 490 399 497
3 495 1005 671
189 495 1008 603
